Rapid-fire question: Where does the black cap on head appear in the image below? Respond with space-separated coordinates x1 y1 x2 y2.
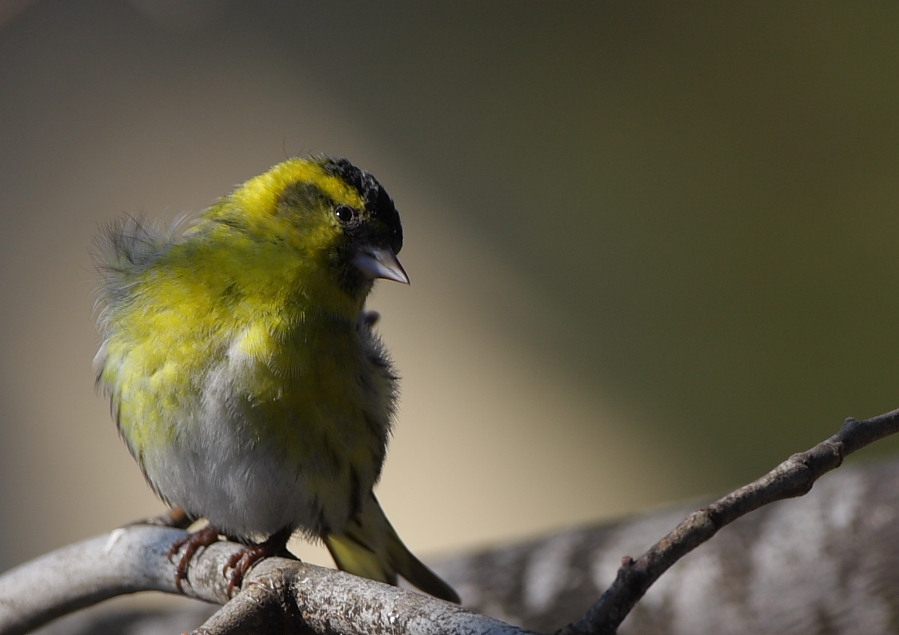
321 158 403 255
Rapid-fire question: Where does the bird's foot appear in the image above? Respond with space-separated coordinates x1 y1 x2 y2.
222 527 294 597
168 524 222 592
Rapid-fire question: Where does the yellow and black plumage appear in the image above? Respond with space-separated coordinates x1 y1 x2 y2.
93 156 459 603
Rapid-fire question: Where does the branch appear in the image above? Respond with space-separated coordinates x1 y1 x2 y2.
0 525 532 635
4 410 899 634
557 409 899 635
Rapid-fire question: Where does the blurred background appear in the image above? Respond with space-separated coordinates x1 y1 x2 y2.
2 0 899 598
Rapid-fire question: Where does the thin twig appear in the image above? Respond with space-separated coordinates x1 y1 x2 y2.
557 409 899 635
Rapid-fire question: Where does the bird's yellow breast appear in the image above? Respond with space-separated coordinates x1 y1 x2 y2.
99 227 374 465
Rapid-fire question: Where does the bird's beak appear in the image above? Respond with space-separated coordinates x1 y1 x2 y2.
353 246 410 284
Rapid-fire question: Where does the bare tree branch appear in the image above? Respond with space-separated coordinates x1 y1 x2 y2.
4 410 899 634
437 459 899 633
22 457 899 634
0 525 532 635
557 409 899 635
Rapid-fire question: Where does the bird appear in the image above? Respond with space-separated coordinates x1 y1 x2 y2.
93 156 460 603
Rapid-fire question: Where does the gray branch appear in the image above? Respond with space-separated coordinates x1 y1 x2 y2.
444 428 899 633
0 525 528 635
559 410 899 634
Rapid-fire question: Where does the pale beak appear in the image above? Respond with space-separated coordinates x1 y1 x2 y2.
353 246 410 284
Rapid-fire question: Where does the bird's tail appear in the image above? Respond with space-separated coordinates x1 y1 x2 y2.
324 494 460 604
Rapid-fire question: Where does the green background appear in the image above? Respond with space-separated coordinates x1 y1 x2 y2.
2 0 898 592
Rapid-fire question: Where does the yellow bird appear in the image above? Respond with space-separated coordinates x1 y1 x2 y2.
93 157 459 603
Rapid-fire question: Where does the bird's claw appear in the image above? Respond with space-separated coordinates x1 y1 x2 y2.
168 525 222 592
222 527 294 597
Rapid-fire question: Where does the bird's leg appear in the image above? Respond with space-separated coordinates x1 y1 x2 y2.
168 524 222 592
223 527 295 596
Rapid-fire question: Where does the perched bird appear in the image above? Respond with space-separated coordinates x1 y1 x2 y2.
93 156 459 603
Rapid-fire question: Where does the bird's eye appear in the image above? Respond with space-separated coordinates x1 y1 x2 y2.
334 205 358 227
